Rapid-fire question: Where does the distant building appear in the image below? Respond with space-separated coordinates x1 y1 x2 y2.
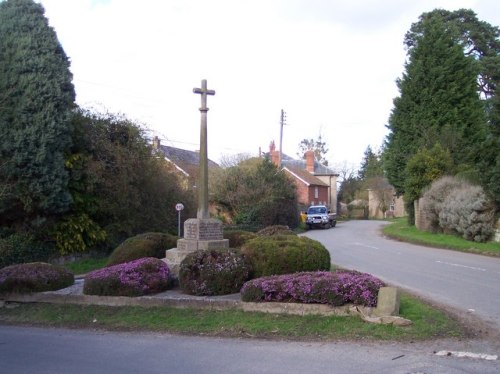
152 136 219 189
367 185 406 219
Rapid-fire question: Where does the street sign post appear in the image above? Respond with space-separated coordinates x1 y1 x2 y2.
175 203 184 237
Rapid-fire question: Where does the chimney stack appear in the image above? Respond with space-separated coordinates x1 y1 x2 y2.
152 136 160 150
305 150 315 173
269 140 279 166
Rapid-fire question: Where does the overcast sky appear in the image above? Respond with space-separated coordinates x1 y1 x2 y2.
38 0 499 170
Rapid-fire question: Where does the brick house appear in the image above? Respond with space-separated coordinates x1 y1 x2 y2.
268 142 338 213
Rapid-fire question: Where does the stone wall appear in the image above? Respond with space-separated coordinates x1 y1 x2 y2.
414 199 423 230
495 218 500 243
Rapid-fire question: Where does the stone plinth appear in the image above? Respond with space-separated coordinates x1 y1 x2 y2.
373 287 400 317
183 218 224 240
164 218 229 280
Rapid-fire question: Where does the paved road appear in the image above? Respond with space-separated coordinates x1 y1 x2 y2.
304 220 500 330
1 325 499 374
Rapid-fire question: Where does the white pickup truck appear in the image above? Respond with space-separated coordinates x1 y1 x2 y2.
305 205 337 230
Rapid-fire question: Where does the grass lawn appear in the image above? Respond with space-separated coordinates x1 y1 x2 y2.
383 218 500 256
0 292 467 341
63 257 108 275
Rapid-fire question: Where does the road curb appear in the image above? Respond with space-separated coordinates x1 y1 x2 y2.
0 289 373 317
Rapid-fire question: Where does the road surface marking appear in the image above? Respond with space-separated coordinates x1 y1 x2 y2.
435 350 497 361
435 260 486 272
352 242 379 250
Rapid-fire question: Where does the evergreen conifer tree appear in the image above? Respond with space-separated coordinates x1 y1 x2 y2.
384 15 486 197
0 0 75 228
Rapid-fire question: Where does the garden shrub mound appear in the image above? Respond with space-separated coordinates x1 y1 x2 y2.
256 225 296 236
0 262 74 294
223 230 257 248
420 176 464 233
84 257 169 297
439 185 495 242
241 235 330 278
107 232 178 266
241 270 385 307
179 248 251 296
420 176 495 242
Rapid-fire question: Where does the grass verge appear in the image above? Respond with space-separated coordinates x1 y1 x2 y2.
63 257 108 275
383 218 500 256
0 293 467 341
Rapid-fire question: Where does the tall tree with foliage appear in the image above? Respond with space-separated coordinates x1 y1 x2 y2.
211 157 299 229
0 0 75 230
58 109 195 251
405 9 499 204
384 12 487 199
297 134 329 165
358 146 384 180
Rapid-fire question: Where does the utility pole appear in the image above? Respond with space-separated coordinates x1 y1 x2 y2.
279 109 286 168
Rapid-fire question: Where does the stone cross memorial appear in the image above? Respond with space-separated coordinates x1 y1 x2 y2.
193 79 215 219
164 79 229 278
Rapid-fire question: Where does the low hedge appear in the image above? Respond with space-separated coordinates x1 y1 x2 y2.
179 248 251 296
0 262 74 294
223 230 257 248
107 232 178 266
241 270 385 307
256 225 296 236
241 235 330 278
0 233 54 269
84 257 170 297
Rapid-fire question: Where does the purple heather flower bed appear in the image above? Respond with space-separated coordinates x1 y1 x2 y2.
0 262 74 293
84 257 170 297
240 270 385 307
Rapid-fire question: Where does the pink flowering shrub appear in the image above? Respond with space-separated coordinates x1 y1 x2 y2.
84 257 169 297
0 262 74 294
240 270 385 307
179 249 251 296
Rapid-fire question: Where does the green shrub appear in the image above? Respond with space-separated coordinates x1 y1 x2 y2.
241 235 331 278
84 257 170 297
106 232 178 266
439 185 495 242
256 225 296 237
420 176 466 233
223 230 257 248
179 248 251 296
0 262 74 294
0 233 54 269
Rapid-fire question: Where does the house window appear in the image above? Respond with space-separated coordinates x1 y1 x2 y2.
314 187 319 199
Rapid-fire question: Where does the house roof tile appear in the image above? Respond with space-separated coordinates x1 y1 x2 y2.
157 145 219 177
284 167 329 186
